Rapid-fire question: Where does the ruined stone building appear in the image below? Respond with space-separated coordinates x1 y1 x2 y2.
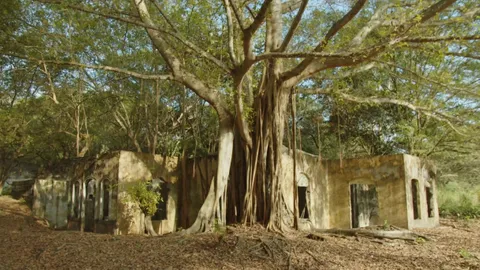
32 150 439 235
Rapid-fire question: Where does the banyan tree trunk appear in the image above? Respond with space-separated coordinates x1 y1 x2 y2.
185 115 234 233
242 66 291 231
144 215 158 236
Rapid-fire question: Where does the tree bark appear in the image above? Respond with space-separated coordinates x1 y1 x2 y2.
185 115 234 233
144 214 158 236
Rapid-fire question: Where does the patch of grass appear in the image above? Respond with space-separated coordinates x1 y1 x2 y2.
438 182 480 219
18 198 27 205
459 249 472 259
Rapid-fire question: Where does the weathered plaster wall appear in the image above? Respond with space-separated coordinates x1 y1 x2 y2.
324 155 409 229
33 177 69 229
279 149 329 230
182 156 217 228
67 153 121 233
116 151 179 235
33 150 439 234
403 155 439 229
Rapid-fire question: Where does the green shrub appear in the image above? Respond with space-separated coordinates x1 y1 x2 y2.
125 180 162 216
438 182 480 219
1 183 12 196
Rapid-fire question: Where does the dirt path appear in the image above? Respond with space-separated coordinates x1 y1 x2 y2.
1 196 479 269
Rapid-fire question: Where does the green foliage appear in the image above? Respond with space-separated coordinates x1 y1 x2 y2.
382 220 389 230
1 183 12 196
125 180 162 216
459 249 473 259
438 182 480 219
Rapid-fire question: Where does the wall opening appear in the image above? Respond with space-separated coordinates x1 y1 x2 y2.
297 174 309 219
350 184 379 228
151 178 169 221
73 181 80 218
426 186 434 218
298 186 309 219
411 179 421 220
102 180 110 220
85 179 96 232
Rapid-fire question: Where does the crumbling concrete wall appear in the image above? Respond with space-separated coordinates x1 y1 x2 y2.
279 148 329 230
182 156 217 229
323 155 409 229
33 177 69 229
116 151 179 235
33 150 439 234
67 152 120 233
403 155 439 229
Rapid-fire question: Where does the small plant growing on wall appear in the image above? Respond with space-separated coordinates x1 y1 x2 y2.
125 180 163 236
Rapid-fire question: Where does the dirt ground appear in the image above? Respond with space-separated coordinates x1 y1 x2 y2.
0 196 479 270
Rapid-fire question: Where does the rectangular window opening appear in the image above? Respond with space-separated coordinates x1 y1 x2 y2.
412 179 421 220
426 187 434 218
298 186 309 219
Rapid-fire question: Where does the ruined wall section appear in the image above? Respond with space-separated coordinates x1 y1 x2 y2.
324 155 409 229
33 177 69 229
403 155 439 229
116 151 179 235
182 156 217 229
279 148 329 230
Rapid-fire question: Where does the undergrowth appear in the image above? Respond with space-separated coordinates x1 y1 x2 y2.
438 182 480 219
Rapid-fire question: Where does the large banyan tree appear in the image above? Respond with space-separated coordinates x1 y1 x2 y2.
3 0 479 232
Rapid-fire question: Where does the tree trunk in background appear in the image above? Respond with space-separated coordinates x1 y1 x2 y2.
185 115 234 233
144 215 158 236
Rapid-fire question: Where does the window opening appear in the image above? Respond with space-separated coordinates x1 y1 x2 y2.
103 180 110 219
412 179 421 220
426 187 434 218
151 179 169 221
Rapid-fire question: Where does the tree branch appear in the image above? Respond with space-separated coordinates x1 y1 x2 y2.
39 0 231 73
222 0 238 65
281 0 367 81
228 0 246 30
6 53 174 81
404 35 480 43
279 0 308 51
300 88 465 135
134 0 230 116
243 0 272 60
349 3 395 48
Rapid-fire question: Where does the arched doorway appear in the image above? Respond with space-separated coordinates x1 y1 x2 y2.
84 179 96 232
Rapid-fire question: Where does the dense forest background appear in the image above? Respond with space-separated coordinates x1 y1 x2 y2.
0 0 479 221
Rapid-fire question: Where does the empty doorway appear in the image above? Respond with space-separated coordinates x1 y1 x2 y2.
350 184 379 228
